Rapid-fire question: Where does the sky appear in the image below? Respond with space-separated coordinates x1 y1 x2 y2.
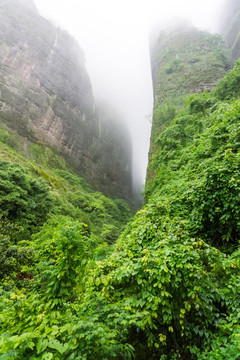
34 0 225 185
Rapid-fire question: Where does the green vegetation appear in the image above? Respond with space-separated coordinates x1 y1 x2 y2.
0 160 52 237
0 124 134 358
147 27 230 186
146 60 240 251
152 29 229 107
0 127 132 243
1 40 240 360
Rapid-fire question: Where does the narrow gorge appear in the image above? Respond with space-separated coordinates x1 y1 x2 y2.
1 0 240 359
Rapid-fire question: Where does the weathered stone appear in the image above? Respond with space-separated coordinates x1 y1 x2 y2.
219 0 240 63
0 0 133 201
146 23 230 190
150 25 230 108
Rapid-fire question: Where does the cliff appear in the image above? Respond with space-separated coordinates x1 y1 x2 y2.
146 24 230 191
220 0 240 63
150 24 229 107
0 0 132 201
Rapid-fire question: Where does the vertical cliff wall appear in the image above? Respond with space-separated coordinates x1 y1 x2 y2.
0 0 132 200
146 23 230 192
220 0 240 63
150 24 229 108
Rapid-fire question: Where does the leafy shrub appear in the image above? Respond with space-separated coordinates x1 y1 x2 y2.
191 159 240 249
0 218 93 357
33 216 92 303
0 234 33 281
214 59 240 100
0 160 52 238
187 93 216 114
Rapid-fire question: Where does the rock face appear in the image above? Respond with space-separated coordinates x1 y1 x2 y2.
0 0 132 200
150 24 230 108
219 0 240 63
146 23 230 190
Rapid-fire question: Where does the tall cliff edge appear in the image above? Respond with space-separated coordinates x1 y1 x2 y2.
146 24 230 193
220 0 240 63
0 0 133 201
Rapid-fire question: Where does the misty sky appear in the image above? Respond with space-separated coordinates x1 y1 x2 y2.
34 0 225 184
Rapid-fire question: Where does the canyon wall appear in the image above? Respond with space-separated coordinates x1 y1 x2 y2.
0 0 132 200
147 23 230 193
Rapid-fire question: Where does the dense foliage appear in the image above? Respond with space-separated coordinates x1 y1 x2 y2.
0 132 132 241
1 47 240 360
151 28 229 108
146 60 240 251
0 126 133 358
0 160 52 239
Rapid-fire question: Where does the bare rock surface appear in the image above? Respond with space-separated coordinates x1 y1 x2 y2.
0 0 133 200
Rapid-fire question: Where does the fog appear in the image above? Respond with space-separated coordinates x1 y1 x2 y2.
34 0 226 185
